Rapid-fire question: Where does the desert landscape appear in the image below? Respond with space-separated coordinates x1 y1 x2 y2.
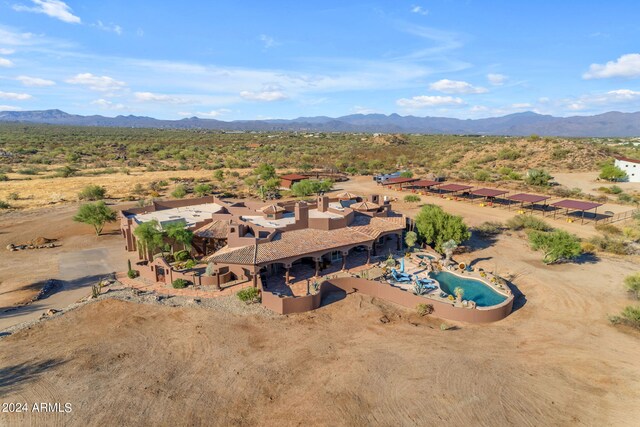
1 172 640 425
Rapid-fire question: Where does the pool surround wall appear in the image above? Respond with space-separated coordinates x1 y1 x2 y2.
261 276 514 323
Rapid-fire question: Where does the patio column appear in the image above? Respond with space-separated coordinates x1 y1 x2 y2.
397 233 402 250
285 265 291 284
315 259 320 277
366 247 371 264
341 251 348 271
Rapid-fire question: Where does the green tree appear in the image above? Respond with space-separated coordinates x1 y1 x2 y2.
255 163 276 181
525 169 553 186
164 222 194 252
73 201 116 235
78 184 107 201
599 163 627 181
194 183 212 197
528 230 582 264
399 171 413 178
291 179 333 197
133 220 164 257
405 231 418 251
414 205 471 253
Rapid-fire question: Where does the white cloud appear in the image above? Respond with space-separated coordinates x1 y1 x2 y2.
17 75 55 86
0 48 15 54
259 34 277 49
91 98 125 110
511 103 532 109
66 73 126 92
0 105 23 111
565 89 640 111
351 106 379 114
396 95 465 108
487 73 507 85
0 57 14 67
95 21 123 35
583 53 640 79
240 90 288 101
0 91 32 100
13 0 81 24
134 91 187 103
195 109 231 118
411 5 429 16
470 105 488 112
429 79 487 94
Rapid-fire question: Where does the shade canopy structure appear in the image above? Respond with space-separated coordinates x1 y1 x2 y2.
383 177 419 186
412 179 441 188
279 173 307 181
470 188 509 198
550 199 603 224
438 183 472 192
507 193 550 204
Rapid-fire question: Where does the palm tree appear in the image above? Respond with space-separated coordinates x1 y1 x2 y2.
442 239 458 265
133 220 164 260
454 286 464 303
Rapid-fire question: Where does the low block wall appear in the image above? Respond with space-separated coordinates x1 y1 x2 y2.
261 277 513 323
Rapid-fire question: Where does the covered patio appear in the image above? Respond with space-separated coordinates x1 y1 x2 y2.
467 188 510 206
436 183 473 198
506 193 550 214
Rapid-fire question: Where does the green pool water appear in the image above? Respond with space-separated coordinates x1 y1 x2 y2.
428 271 507 307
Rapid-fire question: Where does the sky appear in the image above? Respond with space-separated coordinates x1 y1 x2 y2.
1 0 640 120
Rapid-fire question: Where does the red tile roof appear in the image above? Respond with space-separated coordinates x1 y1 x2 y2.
614 155 640 164
205 215 404 266
260 204 285 214
350 201 380 211
194 220 229 239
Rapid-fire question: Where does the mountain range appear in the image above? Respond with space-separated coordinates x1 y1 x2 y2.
1 109 639 137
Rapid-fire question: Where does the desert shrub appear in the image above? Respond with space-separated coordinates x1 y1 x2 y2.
551 148 570 160
622 227 640 242
609 305 640 329
127 269 139 279
416 303 434 316
609 185 623 194
404 195 421 203
624 273 640 299
415 204 471 252
0 201 10 209
595 223 622 236
194 183 212 197
580 241 597 254
91 283 102 298
474 170 491 181
528 230 582 264
172 278 190 289
55 165 78 178
588 236 628 255
599 163 627 181
17 167 39 175
184 259 196 269
525 168 552 186
237 287 260 304
497 148 521 160
506 215 553 232
399 171 414 178
0 173 8 181
473 221 504 237
171 184 187 198
78 184 107 201
174 250 190 261
618 193 634 203
7 192 18 200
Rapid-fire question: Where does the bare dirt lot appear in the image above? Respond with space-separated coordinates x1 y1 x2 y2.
1 176 640 426
1 230 639 426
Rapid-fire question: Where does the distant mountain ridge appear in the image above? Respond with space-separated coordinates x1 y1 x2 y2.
1 109 639 137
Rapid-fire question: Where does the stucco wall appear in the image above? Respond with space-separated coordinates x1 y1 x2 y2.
261 277 513 323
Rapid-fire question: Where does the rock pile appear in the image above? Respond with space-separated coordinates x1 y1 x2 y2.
6 237 58 251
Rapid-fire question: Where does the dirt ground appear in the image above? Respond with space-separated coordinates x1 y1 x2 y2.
1 229 639 426
0 203 128 308
1 177 640 426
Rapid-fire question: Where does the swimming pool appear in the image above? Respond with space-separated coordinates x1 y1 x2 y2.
428 271 507 307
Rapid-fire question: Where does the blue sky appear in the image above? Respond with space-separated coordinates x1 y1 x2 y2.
1 0 640 120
